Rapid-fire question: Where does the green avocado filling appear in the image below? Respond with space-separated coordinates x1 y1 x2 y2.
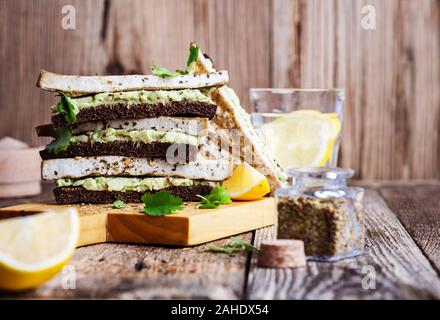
57 177 215 192
52 89 212 114
70 128 200 146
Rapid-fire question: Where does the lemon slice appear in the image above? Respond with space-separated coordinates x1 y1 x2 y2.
284 109 322 116
261 112 338 169
223 162 270 200
282 110 341 139
0 209 79 291
323 113 341 139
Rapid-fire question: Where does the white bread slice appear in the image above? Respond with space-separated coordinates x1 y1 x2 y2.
37 117 208 138
195 51 216 73
72 117 208 137
194 48 285 190
42 156 232 181
37 69 229 96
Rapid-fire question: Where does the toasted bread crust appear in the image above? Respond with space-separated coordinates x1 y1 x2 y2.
194 47 284 191
40 141 197 162
53 185 213 204
52 101 217 128
212 87 283 191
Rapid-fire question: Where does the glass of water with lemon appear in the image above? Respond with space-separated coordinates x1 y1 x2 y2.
250 88 344 169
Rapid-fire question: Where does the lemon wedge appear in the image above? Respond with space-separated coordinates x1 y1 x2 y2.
223 162 270 200
0 209 79 291
283 109 321 116
260 110 341 169
281 110 341 139
322 113 341 139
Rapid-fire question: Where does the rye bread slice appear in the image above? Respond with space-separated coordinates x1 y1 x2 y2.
52 101 217 128
40 141 197 162
53 185 213 204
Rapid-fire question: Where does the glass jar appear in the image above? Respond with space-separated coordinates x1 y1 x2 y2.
250 88 345 168
275 167 364 262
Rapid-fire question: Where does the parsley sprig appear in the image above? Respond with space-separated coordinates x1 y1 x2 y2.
57 92 78 123
186 43 200 73
207 243 242 254
46 127 72 155
197 186 232 209
151 43 200 77
141 191 184 216
112 200 126 209
151 64 184 78
139 185 232 216
207 237 258 255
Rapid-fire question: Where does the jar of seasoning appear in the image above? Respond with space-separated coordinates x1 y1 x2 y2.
275 167 364 262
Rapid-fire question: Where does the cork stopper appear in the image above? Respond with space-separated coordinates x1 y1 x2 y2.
257 239 306 268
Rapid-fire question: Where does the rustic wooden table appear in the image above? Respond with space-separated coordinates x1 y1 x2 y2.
1 181 439 300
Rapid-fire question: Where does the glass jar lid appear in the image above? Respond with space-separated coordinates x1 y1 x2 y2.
287 167 354 181
276 167 359 199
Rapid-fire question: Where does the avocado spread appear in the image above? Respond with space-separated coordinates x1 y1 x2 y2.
52 89 212 113
70 128 200 146
57 177 215 192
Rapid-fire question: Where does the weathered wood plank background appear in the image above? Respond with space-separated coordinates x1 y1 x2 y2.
380 183 440 272
0 0 439 180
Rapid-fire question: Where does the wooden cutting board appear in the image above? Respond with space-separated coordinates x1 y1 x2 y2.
0 198 275 247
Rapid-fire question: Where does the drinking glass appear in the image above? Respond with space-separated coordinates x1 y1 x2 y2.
250 88 344 168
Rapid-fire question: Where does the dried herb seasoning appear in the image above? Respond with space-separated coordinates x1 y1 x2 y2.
275 168 365 261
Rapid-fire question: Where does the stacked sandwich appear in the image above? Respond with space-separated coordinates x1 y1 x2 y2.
36 44 285 205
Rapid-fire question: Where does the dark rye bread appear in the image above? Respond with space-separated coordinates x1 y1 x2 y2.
40 141 197 162
52 100 217 128
53 184 213 204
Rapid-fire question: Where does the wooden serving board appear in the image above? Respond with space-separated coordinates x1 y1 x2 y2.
0 198 275 247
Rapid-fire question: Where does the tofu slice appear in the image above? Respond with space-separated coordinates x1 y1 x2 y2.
72 117 208 137
42 156 232 181
37 70 229 96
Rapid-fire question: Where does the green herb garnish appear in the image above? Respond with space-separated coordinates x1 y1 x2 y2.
230 236 258 252
206 237 257 255
175 69 188 75
151 63 182 78
112 200 126 209
141 191 184 216
207 243 242 254
57 92 78 123
151 44 200 77
46 127 72 155
186 43 200 74
197 185 232 209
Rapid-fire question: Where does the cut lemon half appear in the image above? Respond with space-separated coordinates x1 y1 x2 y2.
261 111 340 169
284 109 321 116
223 162 270 200
0 208 79 291
282 110 341 139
